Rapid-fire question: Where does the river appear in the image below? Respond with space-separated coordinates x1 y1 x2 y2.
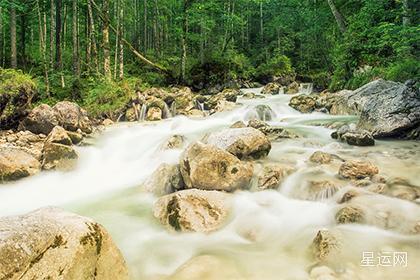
1 88 419 279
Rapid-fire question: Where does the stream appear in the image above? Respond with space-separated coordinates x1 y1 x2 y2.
1 88 420 279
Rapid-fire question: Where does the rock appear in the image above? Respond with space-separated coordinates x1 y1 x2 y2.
153 189 231 232
306 180 340 200
125 107 137 122
247 120 299 140
146 107 162 121
206 127 271 160
309 151 333 164
206 89 239 111
19 104 59 135
0 207 128 280
66 130 83 145
289 95 317 113
252 104 275 121
170 255 244 280
261 83 280 95
338 160 379 180
46 126 72 146
102 119 114 126
257 163 295 190
329 79 420 139
310 230 341 262
213 100 236 113
161 135 185 150
0 148 41 181
332 125 375 146
180 142 254 192
285 81 299 94
42 142 78 171
143 164 185 196
230 121 246 128
53 101 92 134
186 109 205 117
335 206 365 224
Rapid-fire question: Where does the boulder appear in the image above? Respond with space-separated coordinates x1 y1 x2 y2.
335 206 365 224
338 160 379 180
261 83 280 95
248 120 299 140
53 101 92 134
309 151 333 164
213 100 236 113
142 164 185 196
305 180 340 201
289 95 317 113
66 130 83 145
102 119 114 126
0 131 45 161
251 104 275 121
331 124 374 146
180 142 254 192
161 135 185 150
45 126 72 146
153 189 231 233
19 104 59 135
257 163 295 190
0 148 41 181
146 107 162 121
329 80 420 139
0 207 128 280
125 107 137 122
230 121 246 128
42 142 78 171
206 127 271 160
310 229 341 262
285 81 299 94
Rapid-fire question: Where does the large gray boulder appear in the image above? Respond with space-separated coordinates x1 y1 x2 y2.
330 79 420 139
180 142 254 192
206 127 271 160
0 148 41 181
0 207 129 280
19 104 59 135
53 101 93 134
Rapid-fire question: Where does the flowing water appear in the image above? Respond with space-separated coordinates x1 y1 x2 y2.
1 88 420 279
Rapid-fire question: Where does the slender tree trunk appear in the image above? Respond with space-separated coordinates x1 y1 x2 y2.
143 0 147 51
50 0 55 67
72 0 79 76
181 1 189 82
0 7 3 67
37 0 50 96
87 0 99 73
114 0 120 79
55 0 65 87
260 1 263 44
10 7 17 68
19 12 27 68
402 0 410 26
118 0 124 80
102 0 112 79
327 0 346 33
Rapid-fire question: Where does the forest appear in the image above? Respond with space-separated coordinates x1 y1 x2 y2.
0 0 418 118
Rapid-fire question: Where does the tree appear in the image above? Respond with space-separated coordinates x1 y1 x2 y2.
10 6 17 68
326 0 346 33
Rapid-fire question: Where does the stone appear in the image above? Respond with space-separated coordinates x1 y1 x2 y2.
46 126 72 146
42 142 78 171
53 101 92 134
213 100 236 113
257 163 295 190
332 125 375 146
0 148 41 181
125 107 137 122
146 107 162 121
66 131 83 145
153 189 231 232
230 121 246 128
143 164 185 196
335 206 365 224
19 104 59 135
0 207 128 280
289 95 317 113
285 81 299 94
306 180 340 200
310 230 341 262
261 83 280 95
102 119 114 126
161 135 185 150
253 104 275 121
206 127 271 160
309 151 333 164
338 160 379 180
180 142 254 192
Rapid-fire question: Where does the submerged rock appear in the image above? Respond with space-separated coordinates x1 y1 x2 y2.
41 142 78 171
285 81 299 94
45 126 72 146
0 207 128 280
0 148 41 181
253 104 276 121
161 135 185 150
143 164 184 196
19 104 59 135
180 142 253 192
146 107 162 121
261 83 280 95
153 189 231 232
206 127 271 160
309 151 334 164
338 160 379 180
310 229 341 262
289 94 317 113
331 124 375 146
257 163 296 190
335 206 366 224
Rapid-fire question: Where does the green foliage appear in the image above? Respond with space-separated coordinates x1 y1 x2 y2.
255 52 293 81
0 68 37 98
82 77 137 118
385 58 420 82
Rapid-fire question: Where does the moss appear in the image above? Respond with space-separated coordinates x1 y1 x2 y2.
80 222 103 255
167 196 182 231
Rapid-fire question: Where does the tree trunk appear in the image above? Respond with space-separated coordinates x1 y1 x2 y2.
0 7 3 67
260 1 263 44
50 0 55 67
403 0 410 26
118 0 124 80
327 0 346 33
10 7 17 69
72 0 79 76
19 12 27 68
143 0 147 51
55 0 65 87
181 1 188 82
102 0 112 79
37 0 50 96
87 0 99 73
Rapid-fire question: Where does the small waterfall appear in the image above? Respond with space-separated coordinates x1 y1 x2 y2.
170 102 177 116
299 83 313 95
245 104 276 121
162 103 172 119
195 100 205 111
279 87 285 95
139 104 148 121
